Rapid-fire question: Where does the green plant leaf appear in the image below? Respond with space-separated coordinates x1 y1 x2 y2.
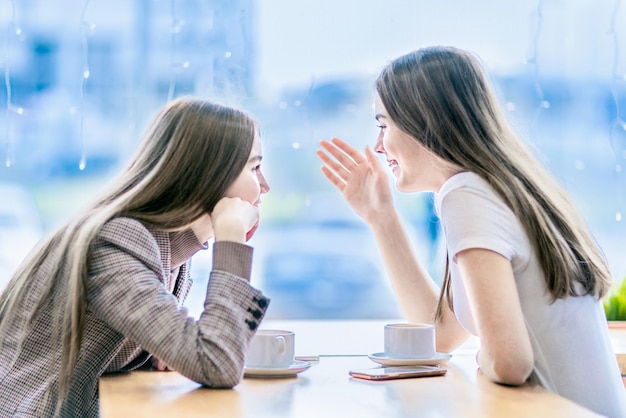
604 279 626 321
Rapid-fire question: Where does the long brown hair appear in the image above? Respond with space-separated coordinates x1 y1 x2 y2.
375 46 611 320
0 97 256 413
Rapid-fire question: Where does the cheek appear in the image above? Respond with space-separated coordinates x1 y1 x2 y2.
238 175 261 204
383 132 400 153
226 172 260 202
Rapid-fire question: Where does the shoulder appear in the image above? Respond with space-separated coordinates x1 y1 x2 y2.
435 172 526 261
436 172 503 216
93 217 162 269
438 171 491 198
98 217 156 247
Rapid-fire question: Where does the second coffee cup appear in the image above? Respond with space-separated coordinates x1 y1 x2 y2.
384 323 436 359
245 329 295 369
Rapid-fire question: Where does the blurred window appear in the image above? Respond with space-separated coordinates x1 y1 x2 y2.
2 0 626 318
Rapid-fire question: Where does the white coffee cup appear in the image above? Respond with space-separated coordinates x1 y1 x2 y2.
384 323 436 359
245 329 295 368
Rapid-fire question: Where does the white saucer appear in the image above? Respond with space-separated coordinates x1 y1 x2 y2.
243 360 312 378
368 352 452 367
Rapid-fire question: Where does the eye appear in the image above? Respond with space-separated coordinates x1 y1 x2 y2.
377 124 386 130
253 164 262 172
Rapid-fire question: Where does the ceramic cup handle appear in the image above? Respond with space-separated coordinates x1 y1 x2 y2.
274 336 286 355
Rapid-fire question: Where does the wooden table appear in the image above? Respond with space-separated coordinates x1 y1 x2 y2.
100 320 606 417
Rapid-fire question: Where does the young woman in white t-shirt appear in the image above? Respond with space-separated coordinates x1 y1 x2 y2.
316 46 626 418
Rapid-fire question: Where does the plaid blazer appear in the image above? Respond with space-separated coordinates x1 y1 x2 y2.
0 217 269 417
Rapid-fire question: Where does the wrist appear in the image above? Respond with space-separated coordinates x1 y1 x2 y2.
367 208 401 231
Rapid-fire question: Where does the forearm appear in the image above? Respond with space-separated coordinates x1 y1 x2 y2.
477 342 533 386
370 211 468 351
212 241 253 281
370 211 438 319
90 219 269 388
474 309 534 386
458 249 534 385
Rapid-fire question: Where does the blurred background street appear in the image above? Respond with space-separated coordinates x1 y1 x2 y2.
1 0 625 319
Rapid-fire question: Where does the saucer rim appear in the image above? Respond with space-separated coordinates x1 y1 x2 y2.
243 359 311 376
370 352 450 361
368 352 452 365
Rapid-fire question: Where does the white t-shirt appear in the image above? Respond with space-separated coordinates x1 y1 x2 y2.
435 171 626 418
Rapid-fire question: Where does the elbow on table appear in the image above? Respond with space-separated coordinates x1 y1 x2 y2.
206 359 245 388
195 367 243 389
207 372 242 389
193 354 244 388
489 359 533 386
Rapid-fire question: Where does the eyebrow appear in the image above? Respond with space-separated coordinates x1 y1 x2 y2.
248 155 263 163
375 114 387 120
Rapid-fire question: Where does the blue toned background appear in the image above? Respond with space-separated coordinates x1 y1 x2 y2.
1 0 625 319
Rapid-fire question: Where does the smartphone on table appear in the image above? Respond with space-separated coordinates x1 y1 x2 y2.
349 365 447 381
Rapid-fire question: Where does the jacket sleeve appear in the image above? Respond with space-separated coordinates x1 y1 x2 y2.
87 218 270 387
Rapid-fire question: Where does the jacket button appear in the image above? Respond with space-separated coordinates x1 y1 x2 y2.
245 319 257 330
247 307 263 319
256 298 268 308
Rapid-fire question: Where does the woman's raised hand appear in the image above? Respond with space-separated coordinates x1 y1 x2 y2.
316 137 394 226
211 197 259 243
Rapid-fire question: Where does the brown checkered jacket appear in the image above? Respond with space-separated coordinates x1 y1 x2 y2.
0 217 269 417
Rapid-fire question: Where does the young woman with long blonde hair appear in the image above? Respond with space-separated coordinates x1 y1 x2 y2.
0 97 271 417
317 46 626 417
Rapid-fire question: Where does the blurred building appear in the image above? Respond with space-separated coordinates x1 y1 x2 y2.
2 0 255 181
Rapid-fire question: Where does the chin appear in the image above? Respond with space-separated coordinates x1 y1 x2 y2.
395 178 411 193
396 178 421 193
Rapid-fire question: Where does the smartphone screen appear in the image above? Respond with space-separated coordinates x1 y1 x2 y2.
349 365 447 381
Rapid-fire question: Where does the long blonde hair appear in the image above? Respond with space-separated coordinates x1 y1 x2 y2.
0 97 256 412
375 46 611 320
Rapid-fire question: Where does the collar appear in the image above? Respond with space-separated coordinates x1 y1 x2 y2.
169 229 209 270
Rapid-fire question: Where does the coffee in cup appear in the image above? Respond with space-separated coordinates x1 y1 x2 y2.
245 329 295 368
384 323 436 359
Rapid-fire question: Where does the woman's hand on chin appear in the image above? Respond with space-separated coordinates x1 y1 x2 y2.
211 197 259 244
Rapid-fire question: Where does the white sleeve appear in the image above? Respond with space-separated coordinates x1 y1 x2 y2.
438 183 519 263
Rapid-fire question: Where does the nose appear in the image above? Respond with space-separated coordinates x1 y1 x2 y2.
374 132 385 154
259 172 270 194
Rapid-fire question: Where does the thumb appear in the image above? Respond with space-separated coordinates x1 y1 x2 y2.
365 146 384 171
